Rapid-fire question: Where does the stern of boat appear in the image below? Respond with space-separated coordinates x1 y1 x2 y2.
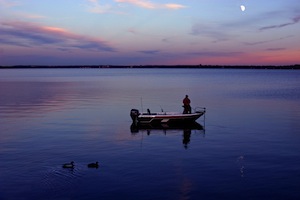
130 109 140 124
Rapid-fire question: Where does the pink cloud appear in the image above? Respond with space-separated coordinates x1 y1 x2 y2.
0 0 20 7
115 0 185 10
0 21 116 52
165 4 185 10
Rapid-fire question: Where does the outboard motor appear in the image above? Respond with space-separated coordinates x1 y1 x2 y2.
130 109 139 124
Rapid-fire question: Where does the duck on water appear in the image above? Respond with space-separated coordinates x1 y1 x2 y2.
62 161 100 168
62 161 74 168
87 162 99 168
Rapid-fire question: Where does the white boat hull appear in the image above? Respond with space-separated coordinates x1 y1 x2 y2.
130 108 205 124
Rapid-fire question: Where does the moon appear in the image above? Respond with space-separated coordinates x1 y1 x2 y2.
240 5 246 11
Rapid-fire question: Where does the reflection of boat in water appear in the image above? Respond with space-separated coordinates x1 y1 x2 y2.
130 107 206 125
130 121 205 149
130 121 204 134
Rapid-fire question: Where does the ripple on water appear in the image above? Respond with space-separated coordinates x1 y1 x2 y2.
37 164 86 199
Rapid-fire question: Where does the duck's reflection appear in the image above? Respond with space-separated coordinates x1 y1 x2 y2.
130 122 205 149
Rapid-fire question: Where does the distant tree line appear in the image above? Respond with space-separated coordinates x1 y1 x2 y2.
0 64 299 69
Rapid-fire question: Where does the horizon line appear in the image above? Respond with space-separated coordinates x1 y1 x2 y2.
1 64 300 70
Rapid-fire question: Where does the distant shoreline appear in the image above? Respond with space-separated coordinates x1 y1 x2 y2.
1 64 299 69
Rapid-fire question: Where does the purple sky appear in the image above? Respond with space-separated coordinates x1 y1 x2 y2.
0 0 299 65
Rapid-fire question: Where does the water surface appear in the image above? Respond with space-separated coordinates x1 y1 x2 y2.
0 68 300 199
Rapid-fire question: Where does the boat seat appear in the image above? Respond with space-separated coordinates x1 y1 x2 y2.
146 109 156 115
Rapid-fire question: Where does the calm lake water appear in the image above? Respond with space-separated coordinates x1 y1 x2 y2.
0 68 300 200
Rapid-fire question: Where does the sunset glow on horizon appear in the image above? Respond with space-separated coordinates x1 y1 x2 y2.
0 0 299 66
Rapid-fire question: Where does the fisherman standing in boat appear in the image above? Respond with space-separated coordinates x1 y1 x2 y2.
183 95 191 114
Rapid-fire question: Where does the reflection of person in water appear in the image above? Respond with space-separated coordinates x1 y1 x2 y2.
183 129 191 149
183 95 191 114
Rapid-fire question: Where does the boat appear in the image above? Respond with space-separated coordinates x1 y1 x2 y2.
130 107 206 125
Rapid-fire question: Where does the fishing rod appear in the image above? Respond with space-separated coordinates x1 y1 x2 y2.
140 97 144 113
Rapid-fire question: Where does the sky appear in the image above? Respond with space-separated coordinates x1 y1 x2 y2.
0 0 299 66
